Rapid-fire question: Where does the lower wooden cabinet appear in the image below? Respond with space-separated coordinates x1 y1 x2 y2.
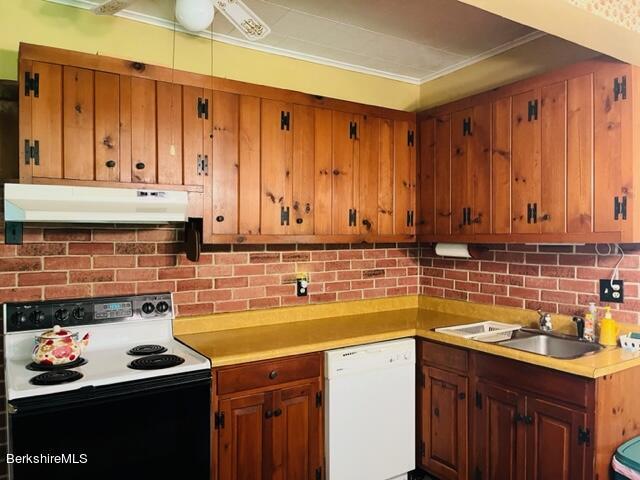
212 353 324 480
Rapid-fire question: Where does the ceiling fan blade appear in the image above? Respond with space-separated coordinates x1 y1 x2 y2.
214 0 271 41
91 0 136 15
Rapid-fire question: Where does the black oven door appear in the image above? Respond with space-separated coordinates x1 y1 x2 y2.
8 370 211 480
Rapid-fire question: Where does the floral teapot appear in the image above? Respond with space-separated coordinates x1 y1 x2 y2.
32 325 90 366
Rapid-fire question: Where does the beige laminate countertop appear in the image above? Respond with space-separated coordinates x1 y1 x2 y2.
175 296 640 378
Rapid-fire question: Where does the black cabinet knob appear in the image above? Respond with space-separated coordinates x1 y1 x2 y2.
265 410 273 419
216 215 224 222
135 162 145 170
273 408 282 417
269 370 278 380
458 392 466 400
296 218 303 224
434 407 440 417
105 160 116 168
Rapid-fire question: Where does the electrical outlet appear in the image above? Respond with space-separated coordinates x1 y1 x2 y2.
599 279 624 303
296 274 309 297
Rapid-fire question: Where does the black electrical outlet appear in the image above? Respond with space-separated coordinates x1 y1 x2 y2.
296 278 309 297
599 279 624 303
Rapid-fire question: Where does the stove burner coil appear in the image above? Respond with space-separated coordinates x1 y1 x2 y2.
127 345 168 356
26 357 87 371
127 354 185 370
30 370 83 386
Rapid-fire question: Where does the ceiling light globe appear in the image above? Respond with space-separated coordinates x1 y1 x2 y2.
175 0 215 32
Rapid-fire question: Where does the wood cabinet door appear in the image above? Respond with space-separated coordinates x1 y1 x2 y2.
332 111 360 235
420 366 468 480
182 85 207 188
474 381 526 480
219 392 271 480
314 108 333 235
470 103 491 234
526 397 588 480
290 105 315 235
62 66 94 180
94 72 121 182
394 119 416 235
261 99 293 235
511 89 541 234
156 81 183 186
270 381 322 480
492 97 512 234
450 110 472 236
238 95 262 235
418 117 435 235
19 60 63 181
129 77 157 184
209 91 239 234
539 81 567 234
377 118 395 236
359 115 381 236
594 63 633 237
434 115 452 235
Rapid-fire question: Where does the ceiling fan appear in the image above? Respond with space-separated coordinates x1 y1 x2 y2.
92 0 270 40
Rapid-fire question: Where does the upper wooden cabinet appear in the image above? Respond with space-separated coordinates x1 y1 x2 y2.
418 58 640 243
15 43 416 245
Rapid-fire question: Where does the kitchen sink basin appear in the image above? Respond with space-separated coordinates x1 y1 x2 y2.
498 329 603 359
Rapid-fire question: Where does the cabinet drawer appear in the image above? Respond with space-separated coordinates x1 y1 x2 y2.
216 353 322 396
420 340 468 373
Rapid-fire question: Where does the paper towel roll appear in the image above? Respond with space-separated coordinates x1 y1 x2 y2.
434 243 471 258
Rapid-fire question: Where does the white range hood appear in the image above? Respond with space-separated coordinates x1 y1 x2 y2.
4 184 188 224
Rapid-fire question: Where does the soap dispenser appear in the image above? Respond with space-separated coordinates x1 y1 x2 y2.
599 306 620 347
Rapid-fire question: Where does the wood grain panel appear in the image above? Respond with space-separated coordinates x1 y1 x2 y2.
470 103 491 234
434 115 452 235
156 81 183 185
238 95 261 235
291 104 315 235
63 66 94 180
567 74 594 234
511 89 541 234
378 118 395 236
94 72 120 182
394 120 414 235
332 111 359 235
594 63 633 236
418 118 435 235
18 59 33 182
492 97 512 234
211 91 239 234
130 77 157 183
118 75 132 183
359 116 380 236
451 110 471 235
540 81 567 234
31 62 62 179
261 99 292 235
313 108 333 235
182 86 205 187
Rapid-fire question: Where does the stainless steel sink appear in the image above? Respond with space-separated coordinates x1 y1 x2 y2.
498 329 603 359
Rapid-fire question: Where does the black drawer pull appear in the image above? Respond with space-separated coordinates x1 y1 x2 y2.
269 370 278 380
216 215 224 222
273 408 282 417
135 162 145 170
105 160 116 168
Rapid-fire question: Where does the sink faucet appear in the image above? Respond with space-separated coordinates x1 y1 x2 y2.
572 316 586 340
537 310 553 332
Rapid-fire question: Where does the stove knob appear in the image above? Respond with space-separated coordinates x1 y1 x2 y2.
156 301 170 313
11 312 27 328
72 307 85 321
30 310 46 327
141 302 155 314
54 308 69 322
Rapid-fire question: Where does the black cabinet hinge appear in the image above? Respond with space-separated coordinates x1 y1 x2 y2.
24 71 39 97
462 207 472 226
214 411 225 429
420 440 425 458
475 391 482 409
315 466 322 480
280 206 290 226
614 76 627 101
615 196 628 220
475 466 482 480
280 111 291 130
406 210 415 227
316 391 323 408
197 97 209 119
527 203 538 224
462 117 472 136
578 426 591 446
527 99 538 121
407 129 415 146
197 154 209 176
24 139 40 166
348 208 357 227
349 121 358 139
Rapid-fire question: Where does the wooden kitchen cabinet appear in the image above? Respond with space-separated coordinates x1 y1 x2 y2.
418 57 640 243
213 353 324 480
394 120 417 236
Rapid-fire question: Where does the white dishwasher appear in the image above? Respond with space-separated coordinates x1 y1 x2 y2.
325 338 415 480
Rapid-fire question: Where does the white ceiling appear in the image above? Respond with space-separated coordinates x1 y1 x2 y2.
49 0 543 84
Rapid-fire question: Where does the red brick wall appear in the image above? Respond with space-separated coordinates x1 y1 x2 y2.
420 243 640 324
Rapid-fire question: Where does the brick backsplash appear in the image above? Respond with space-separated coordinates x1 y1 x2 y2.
420 243 640 324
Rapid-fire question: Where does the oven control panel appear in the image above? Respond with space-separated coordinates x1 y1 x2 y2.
4 293 173 332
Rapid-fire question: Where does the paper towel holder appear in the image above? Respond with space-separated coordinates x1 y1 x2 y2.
434 243 486 259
